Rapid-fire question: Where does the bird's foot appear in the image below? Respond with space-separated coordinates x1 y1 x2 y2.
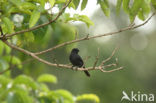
71 66 78 71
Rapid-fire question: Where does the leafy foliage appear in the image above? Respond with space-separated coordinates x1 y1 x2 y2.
99 0 110 17
2 17 14 34
117 0 151 22
97 0 153 22
29 10 41 28
76 94 100 103
37 74 57 83
0 0 155 103
0 74 100 103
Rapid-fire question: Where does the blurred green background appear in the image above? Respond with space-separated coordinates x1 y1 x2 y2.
1 0 156 103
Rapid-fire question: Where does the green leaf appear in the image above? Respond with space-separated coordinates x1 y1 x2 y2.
7 87 33 103
104 0 109 8
9 0 22 7
81 0 88 10
116 0 122 15
39 83 50 92
64 14 94 27
63 13 72 21
4 44 11 54
54 89 74 103
0 59 9 71
0 75 11 87
20 9 32 15
2 17 14 33
138 9 145 21
99 0 110 17
130 0 142 16
55 0 66 4
33 23 49 46
2 56 21 68
129 0 151 22
73 0 80 9
29 10 40 28
130 0 142 22
74 14 94 27
7 91 24 103
123 0 130 13
49 0 55 8
37 74 57 83
141 0 151 16
39 0 46 7
13 75 37 90
12 56 22 68
24 32 34 43
8 1 32 15
76 94 100 103
69 2 76 9
136 0 151 21
20 2 36 10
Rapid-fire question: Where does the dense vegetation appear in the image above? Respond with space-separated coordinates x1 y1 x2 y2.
0 0 156 103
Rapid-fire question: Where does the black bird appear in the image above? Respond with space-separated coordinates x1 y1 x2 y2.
69 48 90 77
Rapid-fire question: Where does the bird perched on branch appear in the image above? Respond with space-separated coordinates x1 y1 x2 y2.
69 48 90 77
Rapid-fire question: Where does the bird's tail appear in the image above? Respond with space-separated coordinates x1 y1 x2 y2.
83 66 90 77
84 70 90 77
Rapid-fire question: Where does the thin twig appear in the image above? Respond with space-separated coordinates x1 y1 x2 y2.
99 67 123 73
53 58 59 67
0 26 3 36
75 30 78 40
33 13 155 55
84 56 91 63
100 46 119 66
103 63 117 68
93 48 100 69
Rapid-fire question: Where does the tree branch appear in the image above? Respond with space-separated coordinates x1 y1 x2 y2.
34 13 155 55
0 0 72 39
1 40 122 74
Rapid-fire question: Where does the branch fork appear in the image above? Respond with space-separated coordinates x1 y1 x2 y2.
78 46 123 73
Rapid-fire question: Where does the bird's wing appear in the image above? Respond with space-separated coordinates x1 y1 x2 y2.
76 55 84 66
